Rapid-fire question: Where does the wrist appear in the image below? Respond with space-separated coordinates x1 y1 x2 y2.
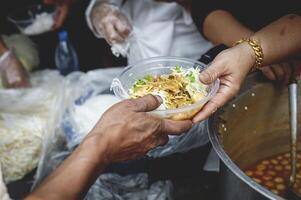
237 42 257 72
79 132 110 170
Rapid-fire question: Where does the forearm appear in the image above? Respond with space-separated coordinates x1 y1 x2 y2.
26 137 108 200
203 10 253 46
250 14 301 66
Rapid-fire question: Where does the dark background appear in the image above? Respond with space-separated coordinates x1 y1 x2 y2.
0 0 127 72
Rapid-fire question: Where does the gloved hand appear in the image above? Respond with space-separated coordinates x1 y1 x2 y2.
0 51 31 88
91 2 132 44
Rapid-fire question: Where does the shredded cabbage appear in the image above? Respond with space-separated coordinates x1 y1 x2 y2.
129 66 208 109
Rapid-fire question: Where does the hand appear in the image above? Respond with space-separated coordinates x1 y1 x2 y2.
44 0 74 30
85 95 193 164
0 51 31 88
193 43 255 123
259 60 301 84
91 2 132 44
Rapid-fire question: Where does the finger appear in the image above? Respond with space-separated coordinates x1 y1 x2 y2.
270 64 284 80
53 6 68 30
130 95 162 112
162 119 193 135
114 19 131 39
260 66 276 80
193 85 235 123
199 60 225 85
158 134 169 146
103 22 123 44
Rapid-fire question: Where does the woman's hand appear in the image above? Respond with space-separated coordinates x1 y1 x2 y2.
193 43 255 123
259 60 301 84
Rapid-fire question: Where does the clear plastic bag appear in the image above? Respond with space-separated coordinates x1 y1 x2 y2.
0 70 73 185
0 51 31 88
85 173 173 200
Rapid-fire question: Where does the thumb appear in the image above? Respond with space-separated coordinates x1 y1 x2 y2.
130 95 163 112
199 61 225 84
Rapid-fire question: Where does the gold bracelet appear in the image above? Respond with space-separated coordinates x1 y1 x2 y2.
234 38 264 69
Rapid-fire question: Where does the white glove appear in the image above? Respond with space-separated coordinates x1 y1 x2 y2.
91 2 132 44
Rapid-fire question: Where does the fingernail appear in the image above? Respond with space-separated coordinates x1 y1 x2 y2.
155 95 163 103
199 73 209 84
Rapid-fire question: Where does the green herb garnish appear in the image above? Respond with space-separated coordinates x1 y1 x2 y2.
143 75 153 82
175 65 181 73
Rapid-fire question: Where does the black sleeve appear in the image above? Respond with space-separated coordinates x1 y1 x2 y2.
191 0 231 38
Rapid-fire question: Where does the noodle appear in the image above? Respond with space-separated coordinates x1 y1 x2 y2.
129 66 208 109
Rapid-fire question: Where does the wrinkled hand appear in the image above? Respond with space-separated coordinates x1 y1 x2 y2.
259 60 301 84
193 43 254 123
85 95 192 164
91 2 132 44
0 51 31 88
44 0 74 30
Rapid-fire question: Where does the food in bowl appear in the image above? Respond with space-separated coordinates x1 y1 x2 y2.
111 57 219 121
129 65 209 110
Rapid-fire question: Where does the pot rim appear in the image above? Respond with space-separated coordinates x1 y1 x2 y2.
207 118 285 200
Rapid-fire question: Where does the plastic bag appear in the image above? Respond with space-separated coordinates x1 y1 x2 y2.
0 70 72 184
86 173 173 200
1 34 39 72
0 51 31 88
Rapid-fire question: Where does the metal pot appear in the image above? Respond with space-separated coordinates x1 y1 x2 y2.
208 72 301 200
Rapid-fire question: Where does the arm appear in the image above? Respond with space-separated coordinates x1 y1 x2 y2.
193 14 301 122
203 10 253 46
43 0 75 30
25 140 106 200
203 11 300 83
251 14 301 65
26 95 192 200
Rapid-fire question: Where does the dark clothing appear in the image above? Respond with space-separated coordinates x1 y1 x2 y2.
0 1 126 71
191 0 301 36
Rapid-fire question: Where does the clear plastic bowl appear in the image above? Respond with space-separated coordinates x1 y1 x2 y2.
111 56 220 120
8 4 55 36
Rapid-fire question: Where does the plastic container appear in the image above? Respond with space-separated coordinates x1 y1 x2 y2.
111 56 220 120
7 4 55 35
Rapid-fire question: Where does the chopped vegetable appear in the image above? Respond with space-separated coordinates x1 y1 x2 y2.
129 66 208 109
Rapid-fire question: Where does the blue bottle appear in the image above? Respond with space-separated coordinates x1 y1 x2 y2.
55 31 79 75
